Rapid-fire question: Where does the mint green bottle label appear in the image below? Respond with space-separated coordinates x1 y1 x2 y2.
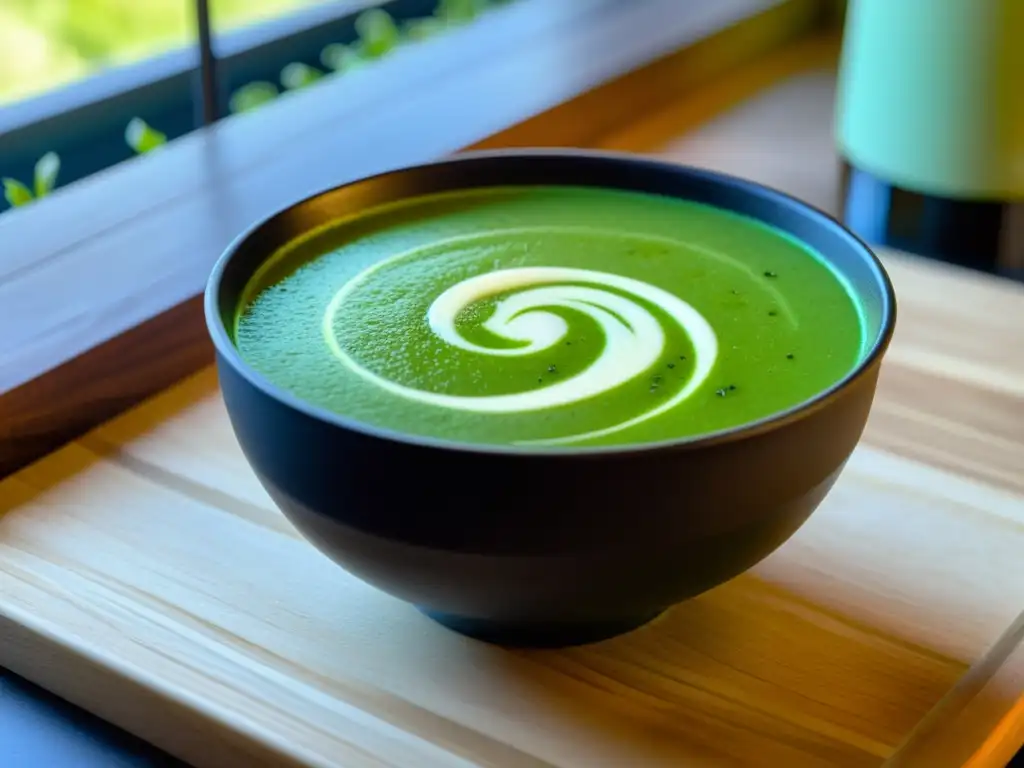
836 0 1024 199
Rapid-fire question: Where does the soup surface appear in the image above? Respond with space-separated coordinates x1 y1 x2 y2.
235 185 865 448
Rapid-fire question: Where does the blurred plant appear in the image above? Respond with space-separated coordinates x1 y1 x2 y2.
280 62 323 91
402 17 446 41
2 151 61 209
356 8 401 59
229 81 279 113
245 6 403 99
227 1 521 113
33 151 60 197
320 43 366 73
435 0 489 25
125 117 167 154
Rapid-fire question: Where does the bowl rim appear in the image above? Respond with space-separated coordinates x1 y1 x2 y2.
205 148 897 458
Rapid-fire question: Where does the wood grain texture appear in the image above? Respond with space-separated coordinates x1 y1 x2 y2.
0 0 806 479
887 610 1024 768
2 34 1024 768
0 295 212 480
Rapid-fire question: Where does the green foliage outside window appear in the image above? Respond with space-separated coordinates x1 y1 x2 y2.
2 152 60 209
125 118 168 155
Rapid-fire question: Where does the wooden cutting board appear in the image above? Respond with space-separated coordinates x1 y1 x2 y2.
3 44 1024 768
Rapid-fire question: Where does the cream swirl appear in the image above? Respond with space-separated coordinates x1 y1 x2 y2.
323 266 718 446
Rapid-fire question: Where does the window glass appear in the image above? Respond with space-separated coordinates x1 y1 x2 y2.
0 0 331 107
0 0 507 214
0 1 190 106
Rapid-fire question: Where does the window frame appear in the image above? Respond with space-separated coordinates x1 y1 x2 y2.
0 0 825 476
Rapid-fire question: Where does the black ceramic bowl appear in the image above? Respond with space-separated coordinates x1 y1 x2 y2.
206 150 896 648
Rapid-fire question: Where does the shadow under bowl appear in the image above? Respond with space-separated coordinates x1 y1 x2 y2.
205 150 896 648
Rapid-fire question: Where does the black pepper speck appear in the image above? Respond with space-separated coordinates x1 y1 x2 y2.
764 270 778 278
786 353 795 360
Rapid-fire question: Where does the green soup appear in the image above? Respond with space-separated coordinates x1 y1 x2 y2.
234 186 866 448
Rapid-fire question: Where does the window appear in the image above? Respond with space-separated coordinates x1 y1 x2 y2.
0 1 351 108
0 1 197 107
1 0 202 210
2 0 471 213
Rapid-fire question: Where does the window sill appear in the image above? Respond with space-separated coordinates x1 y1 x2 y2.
0 0 824 476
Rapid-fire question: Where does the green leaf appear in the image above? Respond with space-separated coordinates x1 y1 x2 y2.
402 17 446 41
3 178 34 208
280 62 323 91
33 152 61 198
229 81 279 113
436 0 487 24
355 8 400 59
320 43 367 73
125 118 168 154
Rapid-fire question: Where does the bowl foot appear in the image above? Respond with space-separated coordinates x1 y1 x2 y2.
419 608 663 648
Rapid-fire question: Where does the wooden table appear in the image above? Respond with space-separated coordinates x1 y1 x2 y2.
2 36 1023 768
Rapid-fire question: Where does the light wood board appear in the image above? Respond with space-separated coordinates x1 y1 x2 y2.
2 37 1024 768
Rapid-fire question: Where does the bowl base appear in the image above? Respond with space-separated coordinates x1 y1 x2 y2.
420 608 663 648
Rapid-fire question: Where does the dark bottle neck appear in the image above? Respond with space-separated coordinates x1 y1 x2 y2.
839 159 1024 278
